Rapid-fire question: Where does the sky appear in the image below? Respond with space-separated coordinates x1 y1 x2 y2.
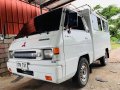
72 0 120 8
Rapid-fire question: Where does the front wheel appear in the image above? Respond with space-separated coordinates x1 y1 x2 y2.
72 57 89 88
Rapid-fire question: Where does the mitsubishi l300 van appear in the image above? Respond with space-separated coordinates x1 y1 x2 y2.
7 7 111 87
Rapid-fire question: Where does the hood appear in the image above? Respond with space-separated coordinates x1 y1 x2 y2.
9 31 61 51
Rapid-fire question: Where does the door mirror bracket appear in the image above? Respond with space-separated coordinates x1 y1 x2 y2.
67 28 71 34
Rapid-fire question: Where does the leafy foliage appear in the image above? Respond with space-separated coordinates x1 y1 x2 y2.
111 37 119 42
94 5 102 10
101 5 120 19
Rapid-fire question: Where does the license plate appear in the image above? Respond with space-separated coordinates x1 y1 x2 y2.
17 62 28 70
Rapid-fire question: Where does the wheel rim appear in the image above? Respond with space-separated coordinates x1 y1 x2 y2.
80 63 88 85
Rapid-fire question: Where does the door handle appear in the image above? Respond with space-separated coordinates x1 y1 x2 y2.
65 35 71 37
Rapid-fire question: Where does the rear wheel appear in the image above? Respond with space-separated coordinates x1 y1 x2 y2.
100 51 108 66
72 57 89 88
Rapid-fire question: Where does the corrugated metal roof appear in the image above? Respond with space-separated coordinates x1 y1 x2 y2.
20 0 75 9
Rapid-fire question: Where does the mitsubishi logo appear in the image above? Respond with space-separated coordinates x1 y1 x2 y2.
22 42 26 47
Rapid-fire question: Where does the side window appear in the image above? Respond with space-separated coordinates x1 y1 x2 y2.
102 20 106 31
72 16 85 30
97 17 102 31
64 12 85 30
102 20 108 32
92 14 99 31
64 11 78 28
105 22 109 32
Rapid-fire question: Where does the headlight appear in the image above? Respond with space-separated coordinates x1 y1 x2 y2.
43 49 53 60
9 51 14 58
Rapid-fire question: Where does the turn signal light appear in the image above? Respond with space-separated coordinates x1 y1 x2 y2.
45 75 52 81
53 48 59 54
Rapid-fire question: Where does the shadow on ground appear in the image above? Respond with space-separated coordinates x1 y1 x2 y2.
10 79 81 90
91 60 104 69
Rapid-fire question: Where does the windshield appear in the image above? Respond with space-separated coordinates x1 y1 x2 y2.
15 8 62 39
34 8 62 33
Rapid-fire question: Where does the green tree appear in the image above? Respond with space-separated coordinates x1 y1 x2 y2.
94 5 102 10
100 5 120 19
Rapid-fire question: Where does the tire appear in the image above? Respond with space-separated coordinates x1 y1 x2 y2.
72 57 89 88
100 51 108 66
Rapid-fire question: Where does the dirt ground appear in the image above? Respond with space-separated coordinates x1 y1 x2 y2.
0 48 120 90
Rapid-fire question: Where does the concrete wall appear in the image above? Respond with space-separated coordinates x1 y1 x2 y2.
0 39 13 76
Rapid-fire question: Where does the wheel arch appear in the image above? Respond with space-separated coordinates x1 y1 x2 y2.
72 54 90 87
73 54 90 77
79 54 90 64
76 54 90 71
105 48 109 58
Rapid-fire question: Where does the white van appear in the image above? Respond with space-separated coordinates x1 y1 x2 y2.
7 7 111 87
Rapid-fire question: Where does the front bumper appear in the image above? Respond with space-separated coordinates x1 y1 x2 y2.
7 61 63 83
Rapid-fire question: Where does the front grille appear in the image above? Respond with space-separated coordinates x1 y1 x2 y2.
14 51 36 59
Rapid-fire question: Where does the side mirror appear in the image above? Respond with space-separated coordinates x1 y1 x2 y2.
68 12 78 28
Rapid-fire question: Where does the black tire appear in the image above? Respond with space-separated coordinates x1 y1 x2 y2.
72 57 89 88
100 51 108 66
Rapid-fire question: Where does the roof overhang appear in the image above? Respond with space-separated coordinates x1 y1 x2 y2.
40 0 75 9
24 0 75 9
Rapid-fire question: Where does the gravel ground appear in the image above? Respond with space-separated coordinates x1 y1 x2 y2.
0 48 120 90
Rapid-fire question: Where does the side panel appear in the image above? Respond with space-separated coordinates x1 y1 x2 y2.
90 13 111 60
63 30 93 76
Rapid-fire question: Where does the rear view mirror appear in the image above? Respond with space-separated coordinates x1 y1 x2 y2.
68 12 78 28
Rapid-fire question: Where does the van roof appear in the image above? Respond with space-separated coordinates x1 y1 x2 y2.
36 7 107 21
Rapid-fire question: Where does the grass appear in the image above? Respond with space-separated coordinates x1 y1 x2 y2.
111 41 120 49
